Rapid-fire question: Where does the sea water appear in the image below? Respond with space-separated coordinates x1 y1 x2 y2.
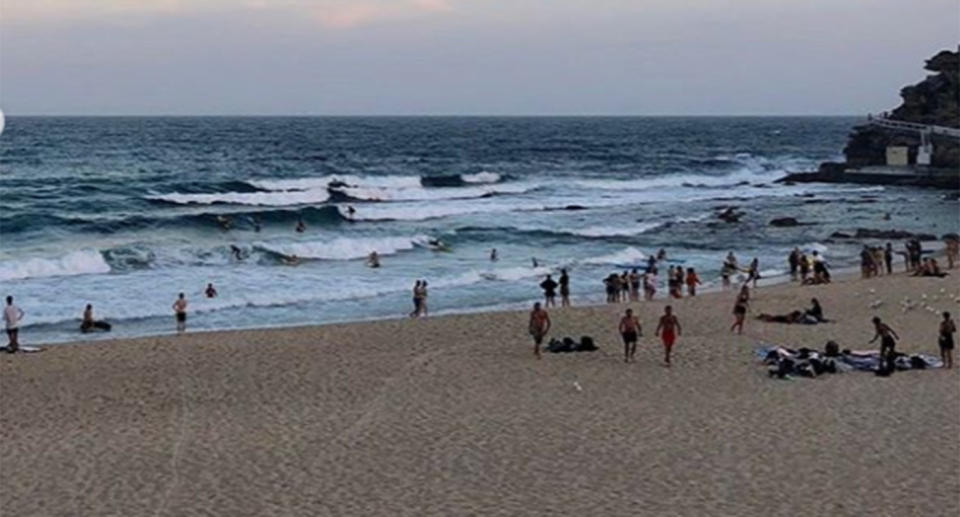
1 116 956 344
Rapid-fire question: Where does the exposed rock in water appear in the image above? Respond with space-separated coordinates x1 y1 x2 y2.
716 207 743 223
769 217 809 227
564 205 587 211
836 228 939 241
830 232 852 239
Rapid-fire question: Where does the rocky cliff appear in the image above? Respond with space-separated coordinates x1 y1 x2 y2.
842 47 959 169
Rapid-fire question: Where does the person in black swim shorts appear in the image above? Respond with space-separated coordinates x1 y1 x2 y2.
619 308 642 363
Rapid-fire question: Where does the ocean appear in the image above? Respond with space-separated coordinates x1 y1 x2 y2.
1 116 956 344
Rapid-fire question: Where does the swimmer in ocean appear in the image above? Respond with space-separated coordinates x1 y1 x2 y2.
295 218 306 233
368 251 381 268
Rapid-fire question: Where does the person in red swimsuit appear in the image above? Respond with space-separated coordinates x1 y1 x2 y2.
655 305 682 366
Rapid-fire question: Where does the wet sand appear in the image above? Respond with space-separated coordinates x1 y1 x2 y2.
2 270 958 516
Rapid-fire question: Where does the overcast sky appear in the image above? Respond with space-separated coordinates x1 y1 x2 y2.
1 0 957 115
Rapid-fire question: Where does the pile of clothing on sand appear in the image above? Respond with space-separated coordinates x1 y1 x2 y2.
546 336 598 353
757 342 942 379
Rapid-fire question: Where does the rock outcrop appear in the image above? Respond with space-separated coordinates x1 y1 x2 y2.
843 48 959 169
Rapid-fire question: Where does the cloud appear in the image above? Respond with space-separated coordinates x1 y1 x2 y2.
1 0 456 27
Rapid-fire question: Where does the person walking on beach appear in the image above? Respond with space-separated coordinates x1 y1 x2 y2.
559 269 571 307
528 302 551 360
730 289 748 334
722 252 737 288
869 317 899 373
409 280 422 318
939 311 956 369
540 274 558 307
685 268 701 296
619 308 642 363
172 293 188 333
745 257 760 288
655 305 681 366
4 296 24 353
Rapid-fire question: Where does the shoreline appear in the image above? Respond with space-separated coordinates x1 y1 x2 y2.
22 261 874 348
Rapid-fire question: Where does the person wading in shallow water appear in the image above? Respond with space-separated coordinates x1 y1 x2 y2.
528 302 551 360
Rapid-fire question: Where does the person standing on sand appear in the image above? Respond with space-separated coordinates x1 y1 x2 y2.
643 272 656 301
745 257 760 288
528 302 551 360
619 308 642 363
4 296 25 353
628 268 640 302
730 290 748 334
409 281 422 318
540 274 558 307
655 305 681 366
939 311 956 369
788 248 800 281
417 281 429 317
685 268 701 296
884 243 894 275
559 269 571 307
172 293 188 333
869 317 899 373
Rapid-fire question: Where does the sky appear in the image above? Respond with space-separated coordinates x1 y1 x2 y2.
0 0 957 115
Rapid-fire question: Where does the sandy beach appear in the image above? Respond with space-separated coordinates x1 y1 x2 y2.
2 269 958 516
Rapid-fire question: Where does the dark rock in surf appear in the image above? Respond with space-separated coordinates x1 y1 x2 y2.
769 217 803 227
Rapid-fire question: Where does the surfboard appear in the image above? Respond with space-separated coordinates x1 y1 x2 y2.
1 345 42 353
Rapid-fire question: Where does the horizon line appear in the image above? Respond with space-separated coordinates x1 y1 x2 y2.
3 113 865 118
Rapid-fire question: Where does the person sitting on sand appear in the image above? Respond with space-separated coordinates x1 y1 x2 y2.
731 290 748 334
869 317 899 373
756 310 807 324
806 298 826 322
205 283 218 298
368 251 381 268
939 311 956 369
619 308 642 363
685 267 701 296
80 304 111 333
529 302 551 360
655 305 681 366
540 275 558 307
559 269 571 307
172 293 188 333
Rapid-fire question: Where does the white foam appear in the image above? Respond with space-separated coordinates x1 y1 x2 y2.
0 250 111 281
249 175 422 191
461 171 502 184
583 247 648 266
255 235 430 261
147 189 330 206
334 182 531 202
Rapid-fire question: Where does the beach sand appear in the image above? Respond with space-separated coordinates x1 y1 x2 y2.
1 270 958 516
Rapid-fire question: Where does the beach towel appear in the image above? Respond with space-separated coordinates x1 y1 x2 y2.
755 344 941 379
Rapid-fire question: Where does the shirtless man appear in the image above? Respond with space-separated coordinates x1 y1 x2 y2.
869 317 900 373
628 268 640 302
685 267 701 296
528 302 551 359
368 251 381 268
490 248 498 262
172 293 188 333
619 308 642 363
205 283 218 298
655 305 681 366
939 311 956 369
295 218 306 233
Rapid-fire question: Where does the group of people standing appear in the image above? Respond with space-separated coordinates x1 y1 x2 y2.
786 249 831 285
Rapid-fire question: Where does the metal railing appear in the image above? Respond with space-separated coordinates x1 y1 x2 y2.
866 115 960 139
